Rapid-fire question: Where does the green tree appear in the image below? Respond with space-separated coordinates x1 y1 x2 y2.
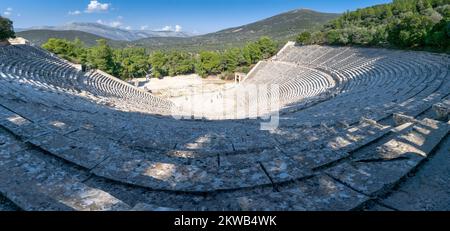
42 38 89 64
73 38 88 64
426 18 450 49
296 0 448 52
371 26 388 45
149 51 168 78
0 16 15 40
310 31 326 44
42 38 76 59
222 47 245 73
256 36 278 58
387 14 434 47
114 48 150 79
166 51 195 76
326 30 349 45
349 27 374 45
383 6 394 19
243 42 262 64
88 39 117 75
296 32 312 45
196 51 222 77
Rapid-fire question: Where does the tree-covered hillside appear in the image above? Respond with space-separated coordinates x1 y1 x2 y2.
296 0 450 52
131 9 339 52
42 37 278 80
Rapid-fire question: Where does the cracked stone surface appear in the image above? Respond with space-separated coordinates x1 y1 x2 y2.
220 149 313 183
0 146 129 211
92 151 272 192
234 174 369 211
326 158 424 196
327 119 449 196
378 135 450 211
28 132 111 169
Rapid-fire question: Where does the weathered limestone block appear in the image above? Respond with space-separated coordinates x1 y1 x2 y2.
0 147 129 211
326 121 390 152
234 174 368 211
28 131 119 169
0 107 49 139
221 149 313 183
433 101 449 121
326 158 423 196
176 133 234 154
329 118 449 196
92 151 272 192
379 135 450 211
283 147 349 170
393 113 417 126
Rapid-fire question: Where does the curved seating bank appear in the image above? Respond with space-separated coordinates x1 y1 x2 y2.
0 43 449 211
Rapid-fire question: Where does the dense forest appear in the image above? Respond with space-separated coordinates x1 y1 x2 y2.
42 37 278 80
296 0 450 52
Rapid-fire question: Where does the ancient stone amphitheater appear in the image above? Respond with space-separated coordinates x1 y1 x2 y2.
0 42 449 211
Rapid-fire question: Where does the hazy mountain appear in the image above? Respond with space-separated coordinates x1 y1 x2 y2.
130 9 340 51
23 22 193 41
16 30 125 47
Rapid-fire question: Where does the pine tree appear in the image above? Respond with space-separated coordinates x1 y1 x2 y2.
0 16 15 40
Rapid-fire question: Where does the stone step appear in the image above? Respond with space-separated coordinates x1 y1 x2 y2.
0 127 132 211
325 118 391 152
222 174 369 211
0 105 50 140
326 118 450 196
377 132 450 211
0 106 277 193
91 150 273 193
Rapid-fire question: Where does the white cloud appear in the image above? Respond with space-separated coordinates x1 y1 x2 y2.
68 10 82 16
161 26 172 31
140 25 149 30
86 0 110 13
158 25 183 32
110 21 122 28
97 19 131 30
3 7 13 17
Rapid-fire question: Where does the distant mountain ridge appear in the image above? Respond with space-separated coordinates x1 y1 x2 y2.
16 29 121 47
18 9 339 51
23 22 193 41
130 9 340 51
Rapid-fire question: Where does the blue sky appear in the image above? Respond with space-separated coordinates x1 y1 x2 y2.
1 0 392 34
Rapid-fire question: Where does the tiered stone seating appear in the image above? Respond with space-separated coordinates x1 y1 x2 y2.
238 61 335 116
0 42 449 211
0 45 174 115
